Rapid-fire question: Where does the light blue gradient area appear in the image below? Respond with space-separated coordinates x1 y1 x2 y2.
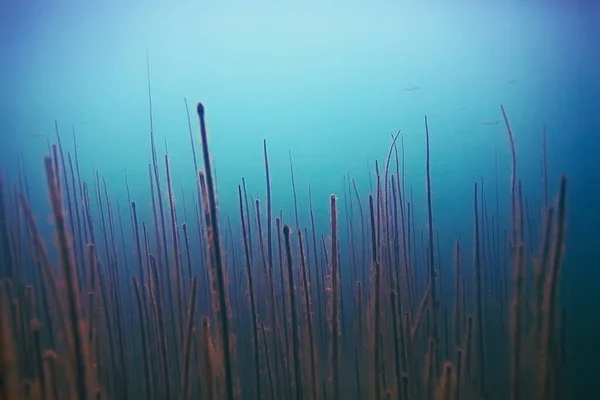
1 0 599 394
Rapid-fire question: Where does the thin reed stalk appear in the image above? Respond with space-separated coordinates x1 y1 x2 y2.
196 103 236 400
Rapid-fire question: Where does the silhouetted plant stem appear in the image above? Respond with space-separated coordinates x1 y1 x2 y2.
309 185 326 349
368 194 382 400
181 277 198 400
330 195 341 400
238 185 262 400
261 322 275 400
44 155 91 400
283 224 303 400
196 103 236 400
133 277 152 399
151 253 171 395
535 207 555 340
298 228 318 400
200 316 215 400
473 182 486 395
500 104 519 247
390 291 405 400
539 176 567 399
510 244 525 400
165 153 185 349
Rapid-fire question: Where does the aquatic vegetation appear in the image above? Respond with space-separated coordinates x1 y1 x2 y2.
0 97 569 400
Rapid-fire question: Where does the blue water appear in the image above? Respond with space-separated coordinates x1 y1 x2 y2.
1 0 599 397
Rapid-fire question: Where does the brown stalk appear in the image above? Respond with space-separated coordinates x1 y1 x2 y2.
149 255 171 399
165 153 185 350
298 228 318 400
261 322 275 400
510 244 525 400
238 185 262 400
539 176 567 399
181 277 198 399
196 103 236 400
133 277 151 399
500 104 519 247
368 194 382 400
330 195 341 400
200 316 215 400
283 224 303 400
44 156 91 400
473 182 486 394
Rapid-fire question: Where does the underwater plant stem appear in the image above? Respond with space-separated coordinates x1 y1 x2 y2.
473 183 486 394
298 228 318 400
196 103 236 400
263 141 282 398
165 154 185 349
539 176 567 399
238 185 262 400
510 244 525 400
181 277 198 400
283 224 303 400
44 156 90 400
330 195 341 400
500 105 519 247
133 277 152 399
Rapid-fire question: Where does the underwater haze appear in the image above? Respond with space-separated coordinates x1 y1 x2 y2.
1 0 599 399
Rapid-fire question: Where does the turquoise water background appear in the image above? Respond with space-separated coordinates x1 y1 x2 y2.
1 0 598 396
